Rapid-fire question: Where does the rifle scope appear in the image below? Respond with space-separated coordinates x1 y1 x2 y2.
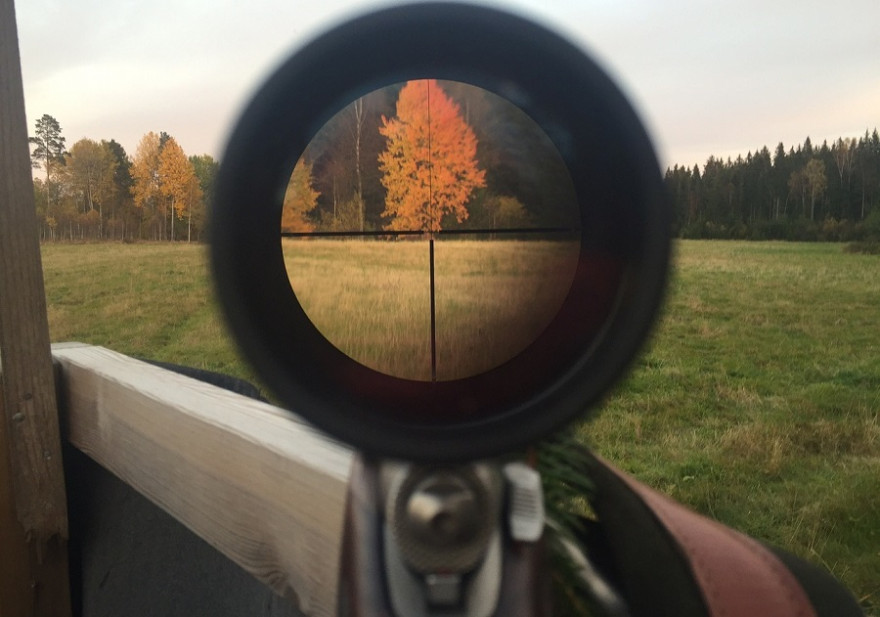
210 2 671 462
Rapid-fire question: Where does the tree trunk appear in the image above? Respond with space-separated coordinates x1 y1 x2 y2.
801 185 806 218
353 97 365 232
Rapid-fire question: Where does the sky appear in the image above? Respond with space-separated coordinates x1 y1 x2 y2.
15 0 880 171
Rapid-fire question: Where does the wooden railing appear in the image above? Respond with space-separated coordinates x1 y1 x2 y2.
54 343 353 616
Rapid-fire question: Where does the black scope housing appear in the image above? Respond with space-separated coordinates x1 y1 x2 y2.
210 2 671 462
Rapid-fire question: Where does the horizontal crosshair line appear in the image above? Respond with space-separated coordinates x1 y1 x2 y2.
280 226 579 238
435 226 579 235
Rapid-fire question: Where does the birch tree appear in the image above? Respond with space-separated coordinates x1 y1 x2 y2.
158 137 196 241
64 139 117 237
131 132 162 238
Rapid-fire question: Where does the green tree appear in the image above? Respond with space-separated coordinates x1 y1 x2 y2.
189 154 219 240
316 197 362 232
64 139 117 237
32 178 55 239
29 113 67 212
189 155 218 204
856 129 880 220
804 158 827 221
832 137 857 219
772 142 789 219
104 140 135 240
788 168 807 218
484 194 530 229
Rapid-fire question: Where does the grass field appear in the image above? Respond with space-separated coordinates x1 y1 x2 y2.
284 238 578 380
41 240 879 613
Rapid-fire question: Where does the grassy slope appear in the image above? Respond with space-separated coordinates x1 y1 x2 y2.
41 240 879 612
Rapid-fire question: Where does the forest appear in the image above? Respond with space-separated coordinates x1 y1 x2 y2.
29 81 880 244
666 131 880 242
29 114 217 242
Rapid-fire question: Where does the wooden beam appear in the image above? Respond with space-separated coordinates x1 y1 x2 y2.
53 344 353 617
0 0 73 615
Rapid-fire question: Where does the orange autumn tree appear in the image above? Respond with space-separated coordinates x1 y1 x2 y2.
281 157 320 233
379 80 485 232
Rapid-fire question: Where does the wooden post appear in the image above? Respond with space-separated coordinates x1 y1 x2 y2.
0 0 73 615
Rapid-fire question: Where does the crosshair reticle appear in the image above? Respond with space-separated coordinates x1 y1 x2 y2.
281 80 581 382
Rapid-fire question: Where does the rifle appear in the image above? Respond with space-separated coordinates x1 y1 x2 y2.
209 4 864 616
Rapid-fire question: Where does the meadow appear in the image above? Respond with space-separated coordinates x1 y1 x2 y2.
41 240 879 613
283 238 578 381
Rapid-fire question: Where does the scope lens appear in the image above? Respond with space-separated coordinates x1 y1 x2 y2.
282 80 580 381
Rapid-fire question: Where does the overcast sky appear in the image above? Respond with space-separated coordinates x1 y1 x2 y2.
15 0 880 171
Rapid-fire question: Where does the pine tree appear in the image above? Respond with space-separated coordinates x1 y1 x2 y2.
29 114 67 212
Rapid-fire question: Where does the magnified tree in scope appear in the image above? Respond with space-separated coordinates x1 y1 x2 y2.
378 80 486 232
282 80 581 381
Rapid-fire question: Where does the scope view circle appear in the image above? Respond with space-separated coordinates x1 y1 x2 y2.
281 79 581 383
210 2 671 462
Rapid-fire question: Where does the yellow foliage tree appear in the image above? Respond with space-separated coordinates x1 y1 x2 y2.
281 158 320 233
131 132 161 210
379 79 485 232
158 136 197 240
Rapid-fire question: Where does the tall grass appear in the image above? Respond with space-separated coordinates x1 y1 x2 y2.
284 238 578 380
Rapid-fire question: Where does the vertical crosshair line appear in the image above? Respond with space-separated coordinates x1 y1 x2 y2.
426 80 437 382
429 237 437 381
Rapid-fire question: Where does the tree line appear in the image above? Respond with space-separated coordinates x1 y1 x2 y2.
34 76 573 244
29 114 217 241
666 130 880 241
31 102 880 245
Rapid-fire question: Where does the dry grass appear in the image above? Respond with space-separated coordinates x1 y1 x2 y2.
283 238 578 380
